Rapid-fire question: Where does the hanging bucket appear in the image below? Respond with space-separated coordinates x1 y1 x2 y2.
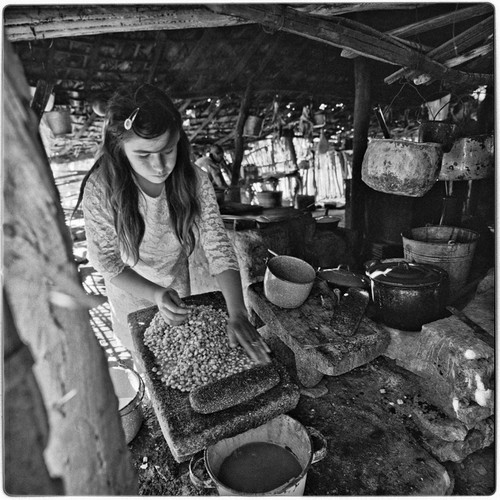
189 414 327 496
438 135 494 181
418 121 459 153
402 226 479 301
361 139 443 197
109 365 145 444
243 115 263 137
256 190 282 208
44 110 72 136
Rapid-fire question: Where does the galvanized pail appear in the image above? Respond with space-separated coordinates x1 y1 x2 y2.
402 225 479 301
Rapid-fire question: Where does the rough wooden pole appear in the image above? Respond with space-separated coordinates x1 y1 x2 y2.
232 82 253 186
30 79 54 124
349 57 372 262
3 38 137 495
3 294 64 495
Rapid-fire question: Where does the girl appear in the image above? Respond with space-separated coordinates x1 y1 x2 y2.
77 84 270 364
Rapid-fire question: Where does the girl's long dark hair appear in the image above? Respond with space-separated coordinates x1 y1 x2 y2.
74 84 200 264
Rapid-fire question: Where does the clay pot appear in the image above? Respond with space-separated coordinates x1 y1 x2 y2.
438 135 494 181
362 139 443 197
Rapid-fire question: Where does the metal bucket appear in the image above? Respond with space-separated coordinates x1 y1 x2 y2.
361 139 443 197
402 226 479 301
438 135 494 180
109 365 145 444
243 115 264 137
256 190 282 208
44 110 72 136
189 414 327 496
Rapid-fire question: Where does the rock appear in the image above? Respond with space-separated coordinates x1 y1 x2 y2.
411 406 469 442
300 381 328 398
420 417 494 462
462 272 495 336
383 317 494 425
444 445 495 495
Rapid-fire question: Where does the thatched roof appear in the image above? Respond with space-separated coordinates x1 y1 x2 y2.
5 3 494 162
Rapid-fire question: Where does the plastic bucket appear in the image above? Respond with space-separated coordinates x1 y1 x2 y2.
402 226 479 300
109 365 145 444
190 414 327 496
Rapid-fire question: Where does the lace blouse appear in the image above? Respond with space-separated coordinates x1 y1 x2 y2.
82 165 239 352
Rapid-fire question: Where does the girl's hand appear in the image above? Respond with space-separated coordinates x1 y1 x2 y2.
154 288 190 326
227 312 271 364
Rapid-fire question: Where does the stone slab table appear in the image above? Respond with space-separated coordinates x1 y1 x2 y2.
128 291 300 462
247 280 390 387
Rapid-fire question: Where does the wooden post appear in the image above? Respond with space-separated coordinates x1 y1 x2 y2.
3 294 64 495
232 82 252 186
30 79 54 124
349 57 372 262
3 39 137 495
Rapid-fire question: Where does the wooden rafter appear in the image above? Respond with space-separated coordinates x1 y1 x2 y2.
293 3 425 16
385 15 494 84
341 3 493 59
147 31 168 84
189 98 226 141
208 4 493 87
4 5 250 41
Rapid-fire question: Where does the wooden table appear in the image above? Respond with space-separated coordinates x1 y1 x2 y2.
247 280 390 387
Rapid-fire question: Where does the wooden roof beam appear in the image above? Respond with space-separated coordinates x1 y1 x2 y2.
208 4 493 87
341 3 493 59
189 98 226 141
294 3 427 16
385 15 494 84
4 5 250 41
388 3 493 38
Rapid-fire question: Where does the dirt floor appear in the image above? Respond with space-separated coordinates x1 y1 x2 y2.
127 356 496 496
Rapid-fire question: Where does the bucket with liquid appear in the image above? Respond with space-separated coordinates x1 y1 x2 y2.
189 414 327 496
108 364 145 444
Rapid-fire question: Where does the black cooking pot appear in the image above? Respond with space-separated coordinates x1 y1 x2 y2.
365 259 449 331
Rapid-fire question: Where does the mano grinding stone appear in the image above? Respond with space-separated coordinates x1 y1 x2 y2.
189 362 281 414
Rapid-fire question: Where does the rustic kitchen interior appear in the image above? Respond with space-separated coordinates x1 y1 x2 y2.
3 2 496 496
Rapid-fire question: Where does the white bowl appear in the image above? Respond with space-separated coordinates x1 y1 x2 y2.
264 256 315 309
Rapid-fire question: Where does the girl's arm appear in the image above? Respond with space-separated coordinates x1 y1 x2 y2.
110 268 189 326
215 269 271 364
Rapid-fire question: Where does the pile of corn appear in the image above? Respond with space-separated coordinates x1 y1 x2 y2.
143 305 256 392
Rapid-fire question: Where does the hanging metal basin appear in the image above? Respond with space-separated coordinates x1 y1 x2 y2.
362 139 443 197
438 135 494 181
418 121 459 153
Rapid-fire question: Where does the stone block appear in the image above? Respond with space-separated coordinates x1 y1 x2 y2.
128 294 300 462
383 316 494 426
462 270 495 335
419 417 494 463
